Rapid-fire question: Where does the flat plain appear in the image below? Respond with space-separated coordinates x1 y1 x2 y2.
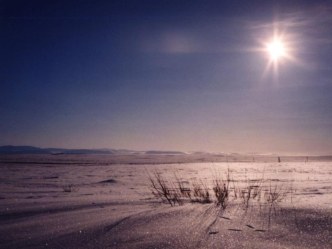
0 154 331 248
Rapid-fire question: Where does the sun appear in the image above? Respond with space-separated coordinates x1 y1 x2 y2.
260 32 295 78
266 38 287 62
255 20 302 80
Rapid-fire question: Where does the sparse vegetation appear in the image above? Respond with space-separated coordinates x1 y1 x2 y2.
237 177 265 210
148 168 292 216
212 169 231 209
148 168 295 230
192 180 211 204
148 171 181 206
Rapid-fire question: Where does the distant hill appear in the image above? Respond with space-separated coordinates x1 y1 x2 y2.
0 145 47 154
0 145 185 155
145 150 186 155
0 146 116 155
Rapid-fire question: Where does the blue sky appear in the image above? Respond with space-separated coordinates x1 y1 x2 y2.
1 0 332 154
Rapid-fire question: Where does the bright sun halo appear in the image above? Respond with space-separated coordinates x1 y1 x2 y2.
259 22 300 78
266 38 287 61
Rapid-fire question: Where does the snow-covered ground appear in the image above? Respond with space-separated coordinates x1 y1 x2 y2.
0 154 331 248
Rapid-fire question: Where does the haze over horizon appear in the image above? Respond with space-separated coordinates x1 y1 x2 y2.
1 0 332 155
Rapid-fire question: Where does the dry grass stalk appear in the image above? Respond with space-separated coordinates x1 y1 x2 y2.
148 168 292 216
192 180 211 204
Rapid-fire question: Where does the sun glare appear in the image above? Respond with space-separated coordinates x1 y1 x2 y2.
253 18 303 80
258 27 298 79
266 38 287 61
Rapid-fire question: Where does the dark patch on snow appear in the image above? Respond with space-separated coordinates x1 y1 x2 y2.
99 179 117 184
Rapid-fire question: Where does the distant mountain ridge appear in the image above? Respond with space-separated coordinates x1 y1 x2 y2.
0 145 186 155
0 145 113 154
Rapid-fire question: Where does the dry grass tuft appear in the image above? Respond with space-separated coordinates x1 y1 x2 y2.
148 168 293 217
192 180 211 204
148 167 295 230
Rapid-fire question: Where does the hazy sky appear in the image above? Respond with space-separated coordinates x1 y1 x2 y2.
1 0 332 154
